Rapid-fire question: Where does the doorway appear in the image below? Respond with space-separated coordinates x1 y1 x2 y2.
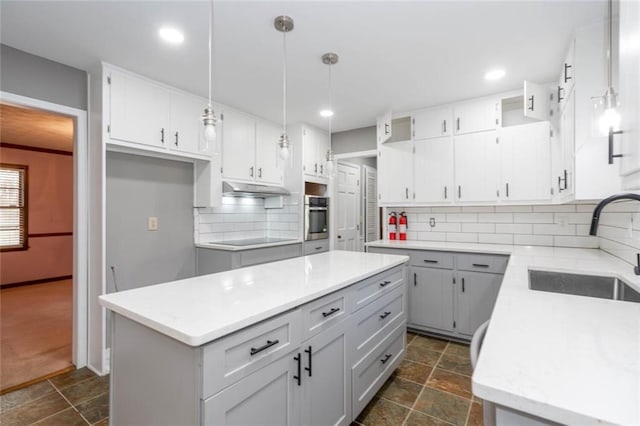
333 151 379 252
0 96 86 392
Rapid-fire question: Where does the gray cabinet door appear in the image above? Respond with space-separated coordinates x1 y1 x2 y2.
457 271 502 337
410 267 455 332
203 353 300 425
302 320 350 426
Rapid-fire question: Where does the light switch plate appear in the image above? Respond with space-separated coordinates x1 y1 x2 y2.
148 217 158 231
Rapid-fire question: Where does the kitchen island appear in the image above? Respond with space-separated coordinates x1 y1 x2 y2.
366 240 640 426
99 251 409 425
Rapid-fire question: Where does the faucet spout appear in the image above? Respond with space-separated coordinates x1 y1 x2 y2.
589 193 640 236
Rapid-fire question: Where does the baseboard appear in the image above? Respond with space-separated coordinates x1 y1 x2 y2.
0 275 73 289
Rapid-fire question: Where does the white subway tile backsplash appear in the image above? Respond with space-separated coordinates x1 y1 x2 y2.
417 231 447 241
461 223 495 233
431 206 462 213
494 205 533 213
461 206 494 213
495 223 533 234
478 233 513 244
446 233 478 243
513 234 554 246
431 222 462 233
446 213 478 223
553 236 598 248
533 223 576 236
418 213 446 222
575 203 597 212
533 204 576 212
513 213 554 224
477 213 513 223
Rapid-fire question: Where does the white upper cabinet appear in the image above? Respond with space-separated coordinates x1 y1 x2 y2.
169 91 204 155
453 98 499 135
376 111 392 144
222 109 257 182
414 137 454 203
523 81 551 122
378 141 414 203
498 122 551 202
413 106 452 140
303 126 330 180
454 131 499 202
109 69 170 148
619 0 640 189
255 120 284 185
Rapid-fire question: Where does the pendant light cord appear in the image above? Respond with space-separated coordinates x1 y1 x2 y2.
328 61 333 138
607 0 613 89
208 0 213 108
282 30 287 136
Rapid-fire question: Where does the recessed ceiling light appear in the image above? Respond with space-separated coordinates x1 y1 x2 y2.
485 69 506 81
159 27 184 44
320 109 334 118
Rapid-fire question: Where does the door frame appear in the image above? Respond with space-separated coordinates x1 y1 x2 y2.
333 161 361 251
1 91 89 369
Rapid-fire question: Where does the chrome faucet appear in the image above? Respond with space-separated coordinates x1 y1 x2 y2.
589 193 640 275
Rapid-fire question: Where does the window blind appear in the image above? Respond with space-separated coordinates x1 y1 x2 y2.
0 165 26 249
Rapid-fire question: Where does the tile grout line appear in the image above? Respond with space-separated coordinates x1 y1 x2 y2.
47 379 92 425
404 342 448 424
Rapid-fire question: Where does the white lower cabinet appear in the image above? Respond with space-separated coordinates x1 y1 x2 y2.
410 267 454 333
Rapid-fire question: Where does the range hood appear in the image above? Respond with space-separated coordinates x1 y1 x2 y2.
222 180 290 197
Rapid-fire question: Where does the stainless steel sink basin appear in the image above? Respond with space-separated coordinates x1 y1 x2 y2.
529 270 640 303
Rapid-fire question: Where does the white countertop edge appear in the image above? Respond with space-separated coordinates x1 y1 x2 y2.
99 255 409 347
365 239 514 255
196 239 303 251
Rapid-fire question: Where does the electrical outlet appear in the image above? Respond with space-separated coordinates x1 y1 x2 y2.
148 217 158 231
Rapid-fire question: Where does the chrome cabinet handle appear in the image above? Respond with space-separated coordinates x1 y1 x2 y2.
423 259 438 264
405 187 409 199
174 131 179 146
458 185 462 199
320 164 323 174
160 128 165 144
443 119 447 134
414 272 417 286
314 163 318 173
557 86 564 102
564 63 572 82
304 346 312 377
456 117 460 131
506 183 509 198
250 166 254 177
293 353 301 386
462 277 466 293
472 263 489 268
528 95 535 111
444 186 448 199
258 168 262 178
385 123 390 135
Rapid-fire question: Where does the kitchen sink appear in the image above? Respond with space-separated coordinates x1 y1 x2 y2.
528 270 640 303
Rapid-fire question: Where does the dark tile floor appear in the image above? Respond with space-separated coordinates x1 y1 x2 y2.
0 332 481 426
354 332 483 426
0 368 109 426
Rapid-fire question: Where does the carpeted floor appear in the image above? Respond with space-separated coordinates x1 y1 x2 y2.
1 280 73 392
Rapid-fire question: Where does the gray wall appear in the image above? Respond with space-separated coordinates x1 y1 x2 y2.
340 156 377 168
331 126 376 155
0 44 87 110
106 152 196 292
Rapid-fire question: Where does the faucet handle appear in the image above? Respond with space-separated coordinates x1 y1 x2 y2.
635 253 640 276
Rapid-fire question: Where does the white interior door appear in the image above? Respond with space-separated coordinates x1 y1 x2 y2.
335 162 360 252
363 165 378 243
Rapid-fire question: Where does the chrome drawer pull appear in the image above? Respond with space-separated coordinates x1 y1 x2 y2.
379 280 391 287
472 263 490 268
423 259 438 264
250 339 279 356
380 353 392 364
379 311 391 320
322 307 341 318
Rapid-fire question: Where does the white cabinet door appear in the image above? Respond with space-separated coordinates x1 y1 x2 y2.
619 0 640 187
315 130 330 178
454 132 499 202
376 111 392 144
301 321 350 426
109 70 170 147
499 122 551 202
523 81 551 122
453 98 498 135
378 141 413 203
203 353 300 425
456 271 502 337
222 109 256 182
409 268 455 333
170 91 204 155
303 127 319 177
255 120 284 185
414 137 454 203
335 162 360 251
559 90 575 199
413 106 452 140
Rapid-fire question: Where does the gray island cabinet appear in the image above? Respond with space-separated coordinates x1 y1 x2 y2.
100 251 409 425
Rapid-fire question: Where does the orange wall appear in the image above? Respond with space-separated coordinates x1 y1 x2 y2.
0 147 73 285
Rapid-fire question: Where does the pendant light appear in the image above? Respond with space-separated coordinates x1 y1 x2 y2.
322 52 338 179
201 0 217 153
593 0 623 163
274 16 294 161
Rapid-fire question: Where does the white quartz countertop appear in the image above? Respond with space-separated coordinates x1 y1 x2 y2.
99 251 408 347
196 239 303 251
367 240 640 425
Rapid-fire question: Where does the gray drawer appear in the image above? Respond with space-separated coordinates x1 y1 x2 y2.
456 253 508 274
409 250 454 270
304 239 329 255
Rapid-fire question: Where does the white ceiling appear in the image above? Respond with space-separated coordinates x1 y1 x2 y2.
0 1 606 133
